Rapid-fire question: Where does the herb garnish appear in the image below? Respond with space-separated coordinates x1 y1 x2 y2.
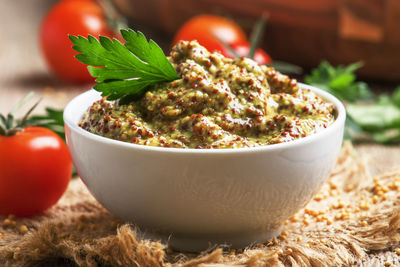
306 61 400 143
69 29 180 104
347 88 400 143
305 61 373 102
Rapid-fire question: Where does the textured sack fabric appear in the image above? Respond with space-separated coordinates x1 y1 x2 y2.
1 142 400 267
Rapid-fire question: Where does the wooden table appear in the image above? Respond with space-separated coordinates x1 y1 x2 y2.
1 1 400 265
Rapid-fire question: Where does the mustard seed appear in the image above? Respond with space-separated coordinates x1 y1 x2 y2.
19 225 28 235
13 247 20 260
3 218 16 228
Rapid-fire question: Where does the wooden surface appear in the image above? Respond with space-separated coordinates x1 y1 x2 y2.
1 1 400 265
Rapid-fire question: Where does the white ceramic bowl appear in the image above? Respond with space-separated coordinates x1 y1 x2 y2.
64 84 345 252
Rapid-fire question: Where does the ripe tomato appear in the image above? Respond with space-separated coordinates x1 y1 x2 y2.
224 42 272 65
0 127 72 216
40 0 118 83
173 14 247 55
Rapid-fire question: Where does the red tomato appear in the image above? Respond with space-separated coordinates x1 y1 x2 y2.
224 42 272 65
173 14 248 54
40 0 118 83
0 127 72 216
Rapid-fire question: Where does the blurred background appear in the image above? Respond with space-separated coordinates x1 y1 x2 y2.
116 0 400 82
0 0 82 112
1 0 400 142
3 0 400 83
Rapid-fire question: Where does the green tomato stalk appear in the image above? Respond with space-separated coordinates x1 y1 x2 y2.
0 93 41 137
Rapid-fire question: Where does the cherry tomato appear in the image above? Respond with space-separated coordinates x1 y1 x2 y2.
173 14 247 54
40 0 118 83
0 127 72 216
224 42 272 65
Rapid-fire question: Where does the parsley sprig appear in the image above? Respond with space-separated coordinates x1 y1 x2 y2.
347 88 400 143
69 29 180 104
306 61 400 144
305 61 373 102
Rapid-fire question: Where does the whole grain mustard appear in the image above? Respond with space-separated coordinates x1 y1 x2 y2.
80 41 335 149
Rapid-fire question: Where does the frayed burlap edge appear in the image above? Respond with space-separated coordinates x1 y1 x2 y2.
1 142 400 267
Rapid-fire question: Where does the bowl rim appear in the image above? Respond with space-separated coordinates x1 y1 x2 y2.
64 83 346 155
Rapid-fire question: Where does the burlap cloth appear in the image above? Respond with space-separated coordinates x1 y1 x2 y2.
0 142 400 267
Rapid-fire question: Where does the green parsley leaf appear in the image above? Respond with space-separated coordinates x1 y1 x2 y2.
69 29 180 102
372 129 400 144
392 86 400 108
344 87 400 144
305 61 373 102
347 102 400 132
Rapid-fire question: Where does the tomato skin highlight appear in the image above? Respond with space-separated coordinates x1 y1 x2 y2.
0 127 72 217
173 14 248 55
40 0 117 83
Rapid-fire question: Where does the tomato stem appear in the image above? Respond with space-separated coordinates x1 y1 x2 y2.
19 98 42 127
0 123 6 135
269 61 303 75
213 35 240 58
248 13 268 59
0 93 41 137
214 14 268 60
7 114 14 129
97 0 128 34
11 92 35 115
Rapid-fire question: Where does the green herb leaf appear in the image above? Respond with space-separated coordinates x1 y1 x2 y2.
345 86 400 144
69 30 180 101
392 86 400 108
304 61 400 144
305 61 373 102
347 102 400 132
372 129 400 144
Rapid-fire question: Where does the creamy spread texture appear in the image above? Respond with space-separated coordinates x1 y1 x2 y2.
79 41 335 149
